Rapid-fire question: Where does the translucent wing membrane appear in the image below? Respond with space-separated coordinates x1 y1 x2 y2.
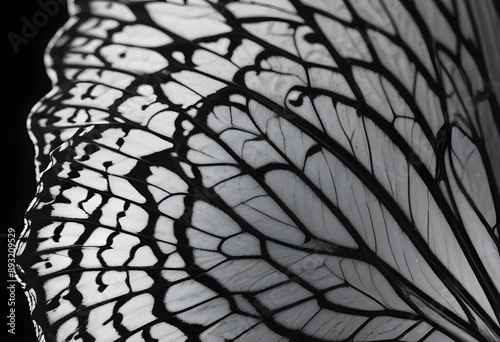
16 0 500 341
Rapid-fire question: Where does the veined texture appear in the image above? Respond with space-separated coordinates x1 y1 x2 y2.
15 0 500 341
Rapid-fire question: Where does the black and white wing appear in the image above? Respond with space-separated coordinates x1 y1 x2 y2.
16 1 500 341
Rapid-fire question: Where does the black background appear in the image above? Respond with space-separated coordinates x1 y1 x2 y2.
2 2 69 341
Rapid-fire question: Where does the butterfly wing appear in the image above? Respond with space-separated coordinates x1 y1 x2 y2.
16 1 500 341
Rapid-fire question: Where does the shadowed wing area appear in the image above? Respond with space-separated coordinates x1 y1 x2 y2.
15 0 500 341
